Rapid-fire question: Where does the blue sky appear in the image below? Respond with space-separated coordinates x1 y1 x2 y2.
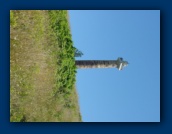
69 10 160 122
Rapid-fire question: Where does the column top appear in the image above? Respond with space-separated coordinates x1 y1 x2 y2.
116 57 129 70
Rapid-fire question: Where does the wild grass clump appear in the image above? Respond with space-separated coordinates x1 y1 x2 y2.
48 10 77 96
10 11 17 27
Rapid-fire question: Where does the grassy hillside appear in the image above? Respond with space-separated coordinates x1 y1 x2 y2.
10 10 82 122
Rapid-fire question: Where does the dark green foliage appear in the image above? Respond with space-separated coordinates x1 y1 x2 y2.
48 10 77 95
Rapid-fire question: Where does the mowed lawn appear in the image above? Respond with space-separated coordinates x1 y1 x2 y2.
10 10 81 122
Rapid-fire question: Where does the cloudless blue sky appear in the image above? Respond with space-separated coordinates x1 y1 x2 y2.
69 10 160 122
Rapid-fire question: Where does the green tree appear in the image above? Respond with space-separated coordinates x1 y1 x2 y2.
74 48 83 57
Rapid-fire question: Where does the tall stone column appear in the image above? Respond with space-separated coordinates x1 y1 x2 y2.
75 60 118 69
75 58 129 70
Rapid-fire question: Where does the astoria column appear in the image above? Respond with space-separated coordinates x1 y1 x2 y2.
75 57 129 70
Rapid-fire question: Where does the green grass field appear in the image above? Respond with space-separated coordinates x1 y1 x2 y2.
10 10 82 122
